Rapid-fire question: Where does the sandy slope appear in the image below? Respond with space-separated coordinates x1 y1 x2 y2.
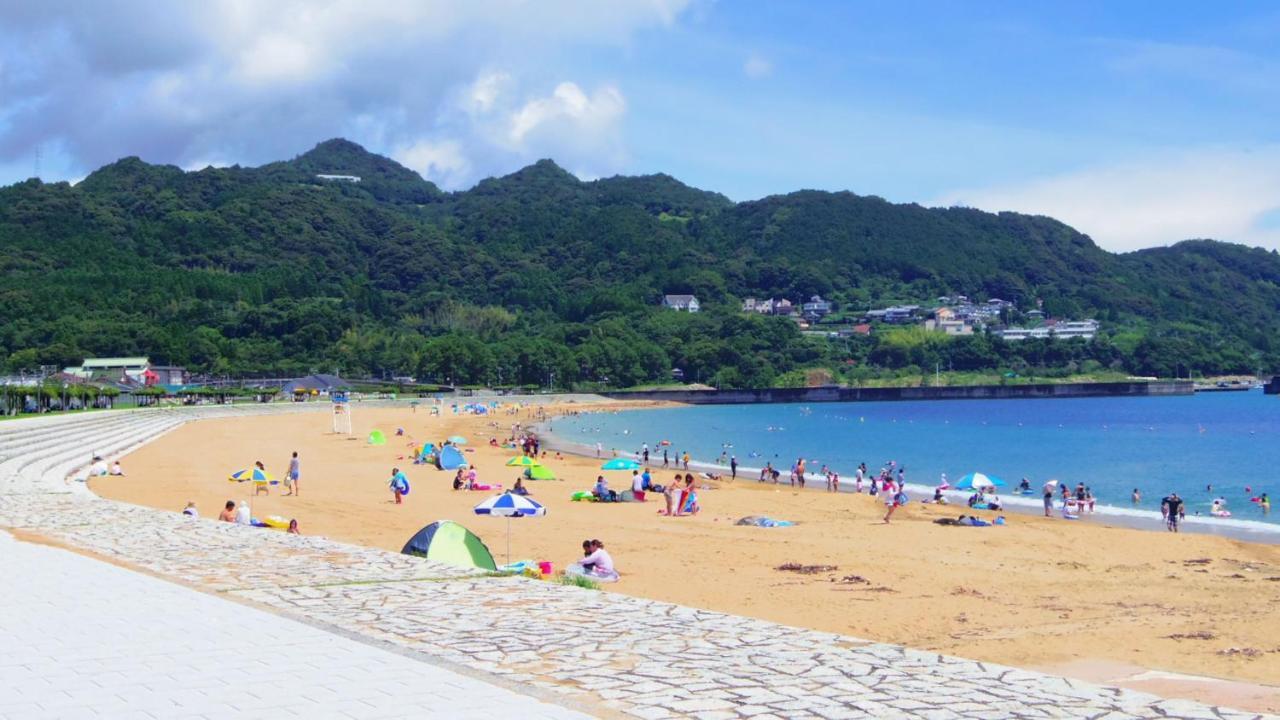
92 401 1280 712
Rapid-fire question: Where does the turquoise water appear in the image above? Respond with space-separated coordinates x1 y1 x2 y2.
552 390 1279 535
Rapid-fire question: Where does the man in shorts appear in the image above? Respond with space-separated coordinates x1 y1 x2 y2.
285 451 300 496
1163 493 1184 532
1043 482 1055 517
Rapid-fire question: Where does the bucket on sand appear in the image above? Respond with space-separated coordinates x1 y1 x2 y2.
538 561 553 576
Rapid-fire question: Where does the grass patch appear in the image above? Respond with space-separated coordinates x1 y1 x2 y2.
556 574 600 590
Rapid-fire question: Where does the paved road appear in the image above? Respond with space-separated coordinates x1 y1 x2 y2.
0 530 594 720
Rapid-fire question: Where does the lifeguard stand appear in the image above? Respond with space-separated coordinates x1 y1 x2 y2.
331 391 353 434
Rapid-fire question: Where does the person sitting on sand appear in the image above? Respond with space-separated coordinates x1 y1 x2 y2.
109 461 125 476
578 539 595 573
577 539 615 578
513 477 530 496
219 501 236 522
932 487 948 505
631 471 646 501
182 501 198 518
235 501 251 525
593 475 616 502
287 519 300 535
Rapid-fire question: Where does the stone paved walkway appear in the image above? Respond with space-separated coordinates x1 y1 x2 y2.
0 407 1274 720
0 530 593 720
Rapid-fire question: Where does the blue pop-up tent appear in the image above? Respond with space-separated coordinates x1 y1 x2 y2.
437 445 468 470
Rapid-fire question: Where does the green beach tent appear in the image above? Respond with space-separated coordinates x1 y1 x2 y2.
368 429 387 445
400 520 497 571
525 465 556 481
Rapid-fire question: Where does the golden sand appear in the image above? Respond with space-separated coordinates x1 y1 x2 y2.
92 401 1280 712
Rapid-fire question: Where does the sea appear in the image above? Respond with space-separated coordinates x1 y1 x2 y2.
548 389 1280 541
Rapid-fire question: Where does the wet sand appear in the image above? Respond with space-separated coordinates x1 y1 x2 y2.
92 401 1280 713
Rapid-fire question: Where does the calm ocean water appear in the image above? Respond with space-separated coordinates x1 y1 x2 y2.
552 390 1280 535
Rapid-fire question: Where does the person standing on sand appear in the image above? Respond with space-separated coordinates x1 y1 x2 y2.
284 451 300 496
730 455 737 480
682 451 690 470
882 476 900 523
1043 482 1055 517
595 442 602 458
662 448 669 467
390 468 409 504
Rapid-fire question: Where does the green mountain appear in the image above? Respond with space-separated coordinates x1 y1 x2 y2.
1 139 1277 387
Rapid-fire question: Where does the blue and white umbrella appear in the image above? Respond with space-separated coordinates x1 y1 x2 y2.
474 492 546 565
955 472 1006 490
473 492 546 517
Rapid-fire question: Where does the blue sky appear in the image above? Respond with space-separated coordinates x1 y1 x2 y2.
2 1 1279 250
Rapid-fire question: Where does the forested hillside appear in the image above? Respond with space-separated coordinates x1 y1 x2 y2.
1 139 1277 387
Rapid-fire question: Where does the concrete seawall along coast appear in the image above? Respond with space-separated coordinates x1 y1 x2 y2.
602 380 1193 405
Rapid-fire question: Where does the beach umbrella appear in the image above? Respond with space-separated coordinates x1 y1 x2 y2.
228 468 277 485
505 456 542 467
473 492 546 565
955 472 1006 490
448 435 468 445
601 458 641 471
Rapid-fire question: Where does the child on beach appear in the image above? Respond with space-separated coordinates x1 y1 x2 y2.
182 502 198 518
389 468 409 504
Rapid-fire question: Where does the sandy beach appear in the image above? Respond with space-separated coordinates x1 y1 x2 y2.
92 400 1280 712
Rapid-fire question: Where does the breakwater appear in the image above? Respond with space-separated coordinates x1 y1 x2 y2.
602 380 1192 405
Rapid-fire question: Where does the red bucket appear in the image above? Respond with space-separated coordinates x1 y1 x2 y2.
538 561 553 576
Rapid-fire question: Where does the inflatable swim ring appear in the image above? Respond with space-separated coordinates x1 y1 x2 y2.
1211 510 1232 518
262 515 289 529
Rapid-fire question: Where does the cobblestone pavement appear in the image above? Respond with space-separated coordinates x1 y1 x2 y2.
0 530 593 720
0 407 1273 720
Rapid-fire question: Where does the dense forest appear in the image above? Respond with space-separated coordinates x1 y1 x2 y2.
1 138 1278 388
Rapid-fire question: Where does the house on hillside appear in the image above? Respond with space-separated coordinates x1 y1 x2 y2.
662 294 701 312
801 295 833 320
316 174 362 182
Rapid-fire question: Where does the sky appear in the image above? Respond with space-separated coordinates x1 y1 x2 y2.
2 1 1279 252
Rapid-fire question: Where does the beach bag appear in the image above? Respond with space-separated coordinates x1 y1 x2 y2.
894 491 908 506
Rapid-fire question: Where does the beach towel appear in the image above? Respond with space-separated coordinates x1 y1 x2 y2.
682 491 699 514
566 563 619 583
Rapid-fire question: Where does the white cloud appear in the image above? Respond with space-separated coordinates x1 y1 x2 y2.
743 54 773 79
932 146 1280 251
466 72 510 115
393 139 469 186
0 0 692 186
508 82 626 146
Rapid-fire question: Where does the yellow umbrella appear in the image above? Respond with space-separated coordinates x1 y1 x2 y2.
506 456 542 467
228 468 277 484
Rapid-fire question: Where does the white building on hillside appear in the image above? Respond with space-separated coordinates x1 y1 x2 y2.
662 294 701 312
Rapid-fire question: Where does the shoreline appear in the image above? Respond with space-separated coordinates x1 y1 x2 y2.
92 401 1280 710
537 417 1280 546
